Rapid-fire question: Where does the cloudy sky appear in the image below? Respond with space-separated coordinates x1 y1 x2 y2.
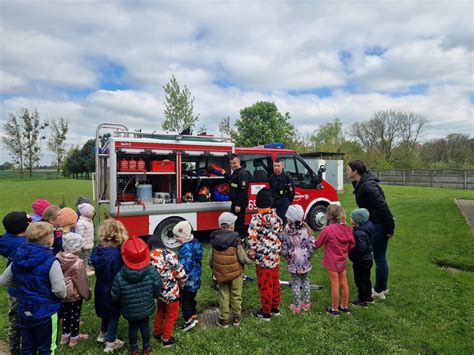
1 1 473 164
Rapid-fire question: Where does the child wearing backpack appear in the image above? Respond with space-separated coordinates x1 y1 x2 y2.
281 205 316 314
90 219 128 352
174 221 203 332
315 204 355 317
57 233 92 347
247 187 284 320
211 212 253 328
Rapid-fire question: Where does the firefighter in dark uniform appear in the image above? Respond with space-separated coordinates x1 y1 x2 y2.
269 158 295 224
228 154 250 237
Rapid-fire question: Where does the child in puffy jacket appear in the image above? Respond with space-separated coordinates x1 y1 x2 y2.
349 208 375 308
247 188 284 321
150 241 187 347
76 203 95 275
57 233 92 347
175 221 203 332
281 205 316 314
112 237 161 355
315 204 355 317
91 219 128 352
0 222 66 354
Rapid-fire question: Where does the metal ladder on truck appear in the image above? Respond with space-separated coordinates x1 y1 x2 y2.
94 123 129 229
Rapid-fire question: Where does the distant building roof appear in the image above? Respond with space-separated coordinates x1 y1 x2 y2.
300 152 345 159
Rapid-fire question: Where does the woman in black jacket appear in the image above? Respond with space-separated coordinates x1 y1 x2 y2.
346 160 395 299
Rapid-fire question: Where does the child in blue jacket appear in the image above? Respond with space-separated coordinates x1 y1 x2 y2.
91 219 128 353
0 211 30 355
0 222 66 354
174 221 203 331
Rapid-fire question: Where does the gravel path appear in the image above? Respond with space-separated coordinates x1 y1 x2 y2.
455 199 474 231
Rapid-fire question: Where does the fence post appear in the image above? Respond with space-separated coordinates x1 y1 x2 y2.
430 170 433 187
464 170 468 189
403 170 406 185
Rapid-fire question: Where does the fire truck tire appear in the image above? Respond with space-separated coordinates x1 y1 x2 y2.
306 203 328 230
149 217 184 249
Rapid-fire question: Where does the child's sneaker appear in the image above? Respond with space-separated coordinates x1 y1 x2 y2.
301 303 311 312
338 305 350 315
289 304 301 314
372 288 386 300
365 297 375 304
60 334 71 345
325 306 340 317
96 331 107 343
251 309 271 321
69 334 89 347
181 318 198 332
351 299 368 308
216 318 230 328
232 316 241 326
104 339 124 353
270 307 281 316
192 314 199 323
162 336 177 347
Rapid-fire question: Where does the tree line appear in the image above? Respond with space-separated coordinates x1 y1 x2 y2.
2 77 473 178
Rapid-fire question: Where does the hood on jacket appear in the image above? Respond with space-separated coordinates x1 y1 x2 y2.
122 265 150 284
13 243 50 271
210 230 239 250
258 210 280 229
57 251 80 270
355 220 375 235
91 245 120 267
353 171 379 190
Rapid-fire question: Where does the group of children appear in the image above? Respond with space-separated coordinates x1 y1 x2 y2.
0 187 378 354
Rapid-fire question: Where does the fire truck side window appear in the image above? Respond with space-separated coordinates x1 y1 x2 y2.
239 154 272 182
279 155 314 188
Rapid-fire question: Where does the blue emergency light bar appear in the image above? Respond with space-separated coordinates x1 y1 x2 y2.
263 142 285 149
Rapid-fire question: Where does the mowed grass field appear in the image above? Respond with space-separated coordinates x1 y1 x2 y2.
0 178 473 353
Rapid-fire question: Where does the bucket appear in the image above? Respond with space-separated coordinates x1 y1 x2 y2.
136 184 152 200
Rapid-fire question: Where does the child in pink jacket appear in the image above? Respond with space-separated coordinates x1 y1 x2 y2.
315 204 355 317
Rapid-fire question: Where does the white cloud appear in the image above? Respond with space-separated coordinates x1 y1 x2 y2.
0 0 473 165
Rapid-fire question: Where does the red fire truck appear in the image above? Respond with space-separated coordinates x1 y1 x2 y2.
95 123 339 246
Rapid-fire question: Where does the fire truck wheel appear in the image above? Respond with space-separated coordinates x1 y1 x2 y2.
307 204 328 230
150 217 184 250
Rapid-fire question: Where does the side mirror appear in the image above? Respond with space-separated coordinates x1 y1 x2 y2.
318 164 326 181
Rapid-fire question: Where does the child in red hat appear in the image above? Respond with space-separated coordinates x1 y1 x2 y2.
111 237 161 355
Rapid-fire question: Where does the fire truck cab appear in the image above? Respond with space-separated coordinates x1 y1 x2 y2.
95 124 338 246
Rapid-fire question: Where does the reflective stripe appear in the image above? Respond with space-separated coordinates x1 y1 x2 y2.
50 313 58 354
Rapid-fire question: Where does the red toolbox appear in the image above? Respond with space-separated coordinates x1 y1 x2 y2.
151 160 175 172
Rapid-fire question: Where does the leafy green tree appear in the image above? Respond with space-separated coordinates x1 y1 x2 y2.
62 146 82 178
162 75 199 133
47 117 69 176
309 118 345 151
2 113 25 177
232 101 297 147
80 139 95 178
2 108 48 178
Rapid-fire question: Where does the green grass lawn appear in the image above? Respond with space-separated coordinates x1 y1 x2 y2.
0 180 473 353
